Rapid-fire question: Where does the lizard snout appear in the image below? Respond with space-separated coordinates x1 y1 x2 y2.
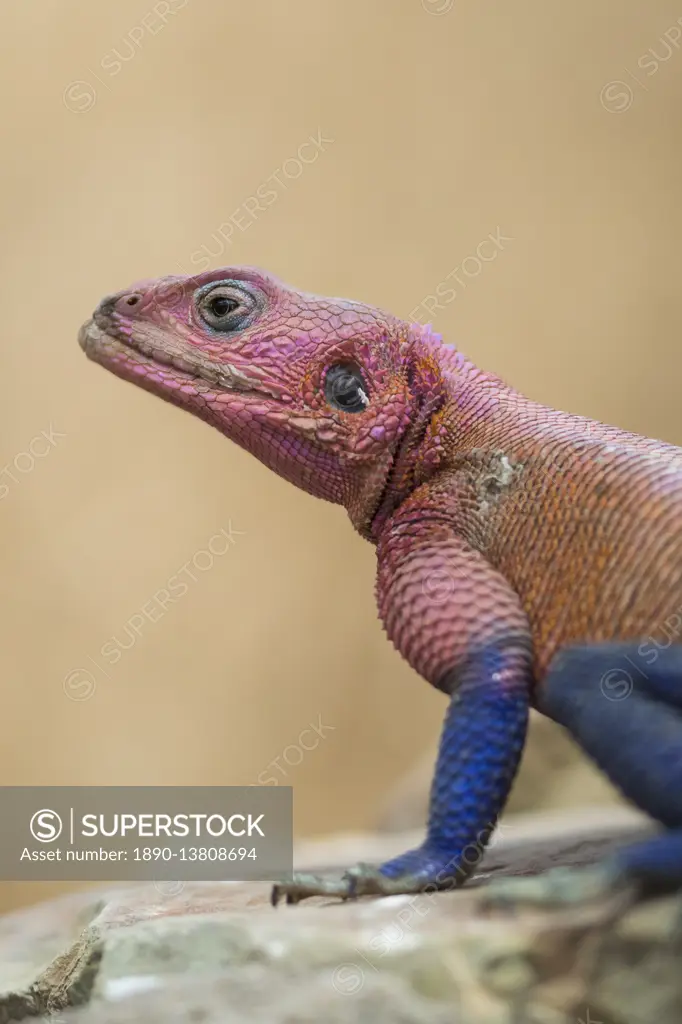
78 288 146 356
94 290 144 327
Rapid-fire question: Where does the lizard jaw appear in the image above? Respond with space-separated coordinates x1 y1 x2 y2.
78 319 265 397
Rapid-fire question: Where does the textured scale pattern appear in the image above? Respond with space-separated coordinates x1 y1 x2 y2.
78 267 682 903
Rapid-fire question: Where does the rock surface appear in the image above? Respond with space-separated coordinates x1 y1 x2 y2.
0 808 679 1024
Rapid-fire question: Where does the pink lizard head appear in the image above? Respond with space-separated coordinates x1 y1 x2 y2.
79 267 450 539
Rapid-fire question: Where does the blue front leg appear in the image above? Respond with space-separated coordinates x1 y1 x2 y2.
375 643 530 889
272 642 531 904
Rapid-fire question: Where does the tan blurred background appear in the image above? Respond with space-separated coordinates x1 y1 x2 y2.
0 0 681 914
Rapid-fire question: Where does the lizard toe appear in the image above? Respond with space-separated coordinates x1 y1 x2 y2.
270 871 358 906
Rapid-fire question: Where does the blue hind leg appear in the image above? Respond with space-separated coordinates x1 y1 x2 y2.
487 642 682 905
542 642 682 898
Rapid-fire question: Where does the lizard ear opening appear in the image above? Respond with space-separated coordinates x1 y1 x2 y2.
324 363 369 413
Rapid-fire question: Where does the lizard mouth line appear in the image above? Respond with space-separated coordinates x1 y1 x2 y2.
78 319 261 396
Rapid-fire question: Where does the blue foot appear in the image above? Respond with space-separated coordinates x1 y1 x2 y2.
271 843 470 904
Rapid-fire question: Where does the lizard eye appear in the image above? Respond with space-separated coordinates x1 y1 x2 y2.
324 364 369 413
196 282 260 332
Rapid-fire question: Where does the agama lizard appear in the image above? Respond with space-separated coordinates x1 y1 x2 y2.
78 267 682 906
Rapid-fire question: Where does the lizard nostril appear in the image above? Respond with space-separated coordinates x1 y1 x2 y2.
93 290 144 329
112 292 143 313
